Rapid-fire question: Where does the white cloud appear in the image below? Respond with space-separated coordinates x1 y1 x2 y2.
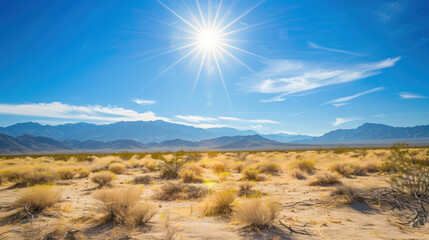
0 102 168 123
308 42 363 56
374 114 386 118
175 115 218 123
218 116 279 124
250 57 400 99
133 99 156 105
325 87 385 105
376 2 405 23
399 92 427 99
331 117 360 127
260 95 286 103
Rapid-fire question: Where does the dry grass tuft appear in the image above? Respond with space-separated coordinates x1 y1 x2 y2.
233 199 281 227
330 163 354 178
181 170 204 183
327 185 362 205
77 168 90 178
257 162 282 175
93 187 157 227
17 185 61 213
134 175 152 185
90 171 116 187
242 168 265 181
182 163 204 176
290 169 307 180
238 182 262 198
154 183 207 201
201 190 236 216
309 172 342 186
291 159 316 174
108 163 126 174
211 162 226 173
57 167 77 180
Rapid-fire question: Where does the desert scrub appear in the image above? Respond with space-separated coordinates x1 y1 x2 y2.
232 161 244 173
201 189 236 216
291 159 316 174
383 143 429 197
154 183 207 201
76 168 90 178
210 161 226 173
219 171 231 181
144 159 159 171
330 163 354 178
93 187 157 227
108 163 126 174
182 162 204 176
257 161 281 175
309 172 342 186
181 170 203 183
115 152 135 160
57 167 77 180
151 152 165 160
233 199 281 227
238 182 262 198
207 151 219 158
134 175 152 185
159 157 187 179
90 171 116 187
242 168 265 181
3 167 57 186
290 169 307 180
17 185 61 213
327 185 362 205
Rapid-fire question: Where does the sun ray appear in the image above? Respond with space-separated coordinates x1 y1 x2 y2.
211 0 223 29
212 48 233 111
219 46 256 73
154 47 200 80
190 49 207 101
151 42 199 59
220 42 267 60
156 0 201 34
196 0 207 29
218 0 265 33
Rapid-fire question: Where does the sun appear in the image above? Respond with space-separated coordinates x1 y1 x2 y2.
155 0 266 107
198 29 221 50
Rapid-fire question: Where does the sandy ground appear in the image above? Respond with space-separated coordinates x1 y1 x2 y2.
1 149 429 239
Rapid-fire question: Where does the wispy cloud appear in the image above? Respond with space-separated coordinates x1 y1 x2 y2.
0 102 168 123
331 117 360 126
250 57 400 100
308 42 363 56
376 1 405 23
325 87 385 106
260 95 286 103
133 99 156 105
175 115 218 123
218 116 279 124
374 114 386 118
399 92 428 99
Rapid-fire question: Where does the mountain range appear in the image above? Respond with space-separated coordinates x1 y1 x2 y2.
1 121 429 154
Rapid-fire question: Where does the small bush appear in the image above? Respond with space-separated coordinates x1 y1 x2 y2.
207 151 219 158
233 161 244 173
57 167 77 180
291 159 316 174
233 199 281 227
290 169 307 180
257 162 281 175
151 152 165 160
77 168 90 178
182 163 204 176
201 190 236 216
238 182 262 198
90 171 116 187
242 168 265 181
108 163 126 174
144 159 159 172
116 152 135 160
159 157 186 179
17 185 61 213
327 185 361 205
309 172 341 186
181 170 204 183
211 162 225 173
330 163 353 178
134 175 152 185
154 183 207 201
93 187 157 227
9 167 57 186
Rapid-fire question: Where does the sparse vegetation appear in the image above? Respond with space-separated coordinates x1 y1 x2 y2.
309 172 342 186
291 169 307 180
291 159 316 174
181 170 204 183
108 163 126 174
257 161 281 175
17 185 61 213
327 185 362 205
90 171 116 187
134 175 152 185
242 168 265 181
233 199 281 227
154 183 207 201
201 190 236 216
57 167 77 180
159 157 187 179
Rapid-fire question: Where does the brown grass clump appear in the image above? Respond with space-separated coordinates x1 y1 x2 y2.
181 170 204 183
16 167 57 186
201 190 236 216
77 168 90 178
242 168 265 181
93 187 157 227
327 185 362 205
291 159 316 174
182 163 204 176
154 183 207 201
238 182 262 198
108 163 126 174
330 163 353 178
233 199 281 227
90 171 116 187
134 175 152 185
257 161 282 175
159 157 186 179
57 167 77 180
232 161 244 173
17 185 61 213
290 169 307 180
211 162 226 173
309 172 342 186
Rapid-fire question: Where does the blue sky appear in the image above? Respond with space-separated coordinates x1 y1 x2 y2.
0 0 428 136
